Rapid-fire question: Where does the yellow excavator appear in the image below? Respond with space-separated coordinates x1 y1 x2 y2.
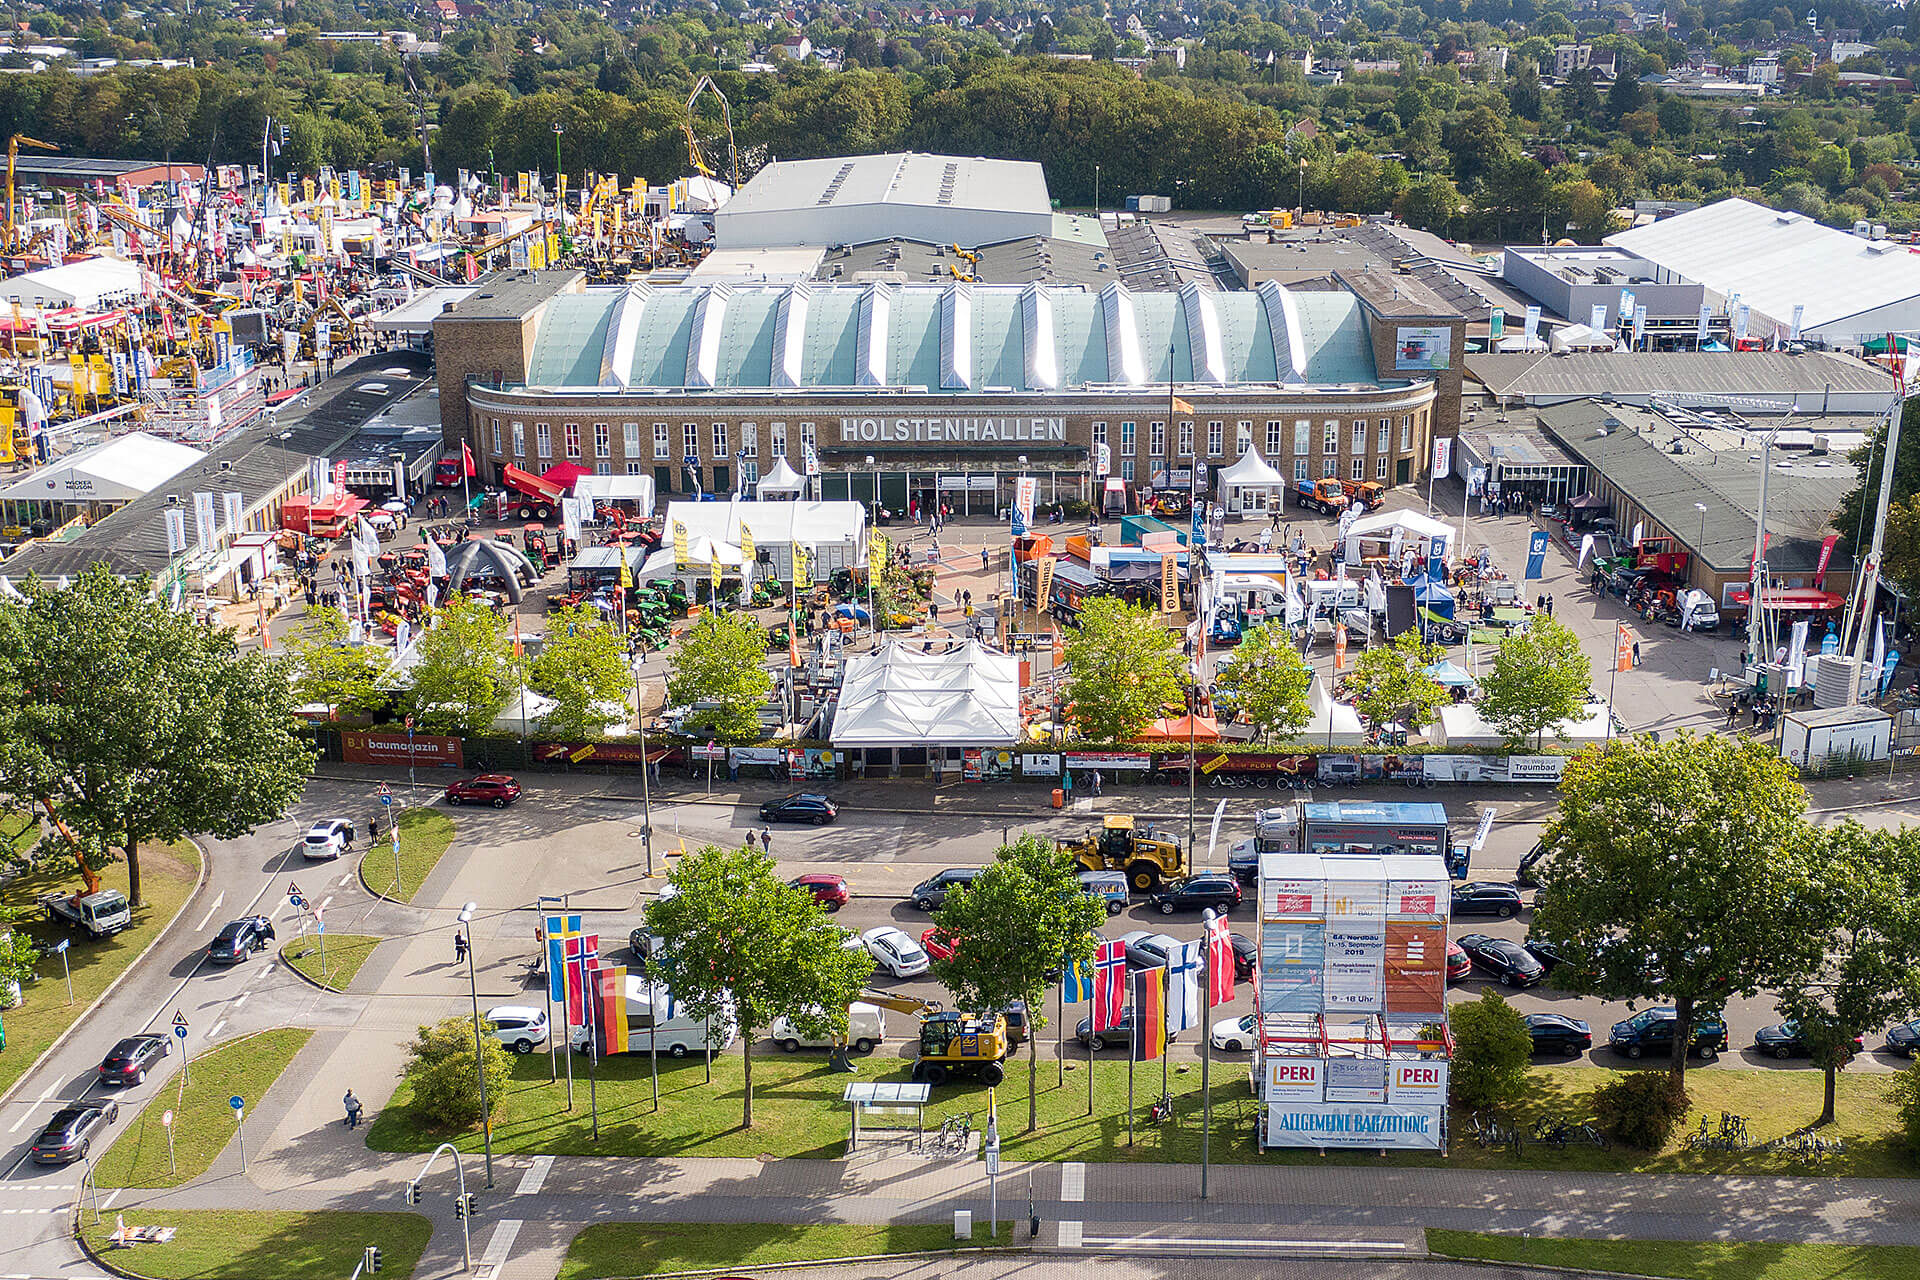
5 133 56 248
828 990 1011 1084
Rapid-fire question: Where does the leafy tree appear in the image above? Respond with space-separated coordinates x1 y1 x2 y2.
1475 616 1592 747
1213 622 1312 739
0 567 314 906
1775 822 1920 1125
406 596 517 736
929 833 1105 1131
1532 734 1824 1086
528 604 632 739
1882 494 1920 603
648 845 874 1128
282 607 388 718
0 909 40 1006
1395 172 1463 233
666 612 773 742
1347 629 1448 732
1448 988 1532 1110
402 1015 511 1127
1063 597 1184 743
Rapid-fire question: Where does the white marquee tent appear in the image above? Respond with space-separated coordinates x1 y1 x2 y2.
1433 699 1611 748
1215 448 1285 514
755 457 806 499
665 499 865 580
831 640 1020 748
0 432 206 506
1304 676 1367 746
1549 323 1619 353
1342 509 1454 563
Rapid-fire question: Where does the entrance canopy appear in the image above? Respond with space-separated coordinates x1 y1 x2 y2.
0 432 205 504
573 473 657 513
756 457 805 498
831 639 1020 748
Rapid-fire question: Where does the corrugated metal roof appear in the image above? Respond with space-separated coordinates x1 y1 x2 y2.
1466 349 1893 403
1606 198 1920 332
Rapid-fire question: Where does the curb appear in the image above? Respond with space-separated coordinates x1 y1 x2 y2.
276 938 370 995
579 1244 1032 1279
0 837 210 1113
354 809 454 907
1431 1255 1696 1280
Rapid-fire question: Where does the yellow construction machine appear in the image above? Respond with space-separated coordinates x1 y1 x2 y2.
1057 813 1186 891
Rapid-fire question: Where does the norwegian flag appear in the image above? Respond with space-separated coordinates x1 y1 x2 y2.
563 933 599 1027
62 191 76 218
1205 913 1236 1006
1091 939 1126 1032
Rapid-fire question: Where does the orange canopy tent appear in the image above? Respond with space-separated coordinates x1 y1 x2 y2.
1135 713 1221 743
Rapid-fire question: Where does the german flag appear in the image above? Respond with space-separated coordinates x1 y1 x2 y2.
1133 967 1166 1061
592 963 629 1056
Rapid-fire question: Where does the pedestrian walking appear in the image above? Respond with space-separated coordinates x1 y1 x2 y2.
1545 594 1554 617
454 931 468 964
343 1090 362 1129
1063 770 1075 802
1091 769 1103 797
760 827 772 853
745 830 757 850
980 547 990 571
930 599 940 622
1632 640 1641 665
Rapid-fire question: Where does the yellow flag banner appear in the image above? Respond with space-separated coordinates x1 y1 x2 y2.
1160 552 1179 613
711 554 722 591
868 530 888 579
794 544 812 591
672 520 689 571
1172 396 1195 416
740 524 755 568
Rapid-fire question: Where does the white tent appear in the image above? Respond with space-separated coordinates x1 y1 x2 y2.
1496 334 1549 352
1303 677 1367 746
636 533 746 581
665 499 864 580
1549 323 1619 353
0 255 143 312
1433 700 1611 748
0 432 206 504
755 457 805 499
1215 448 1285 514
1342 509 1455 563
492 689 628 736
573 473 658 514
831 640 1020 748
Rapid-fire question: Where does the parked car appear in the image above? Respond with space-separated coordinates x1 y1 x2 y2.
1075 1006 1180 1050
302 818 354 861
1446 938 1471 982
1147 874 1242 916
486 1005 550 1054
1228 932 1257 981
1524 1013 1592 1056
1119 930 1180 970
920 926 961 963
1523 935 1573 975
207 916 275 964
30 1100 119 1164
759 792 837 825
772 1003 885 1054
446 774 522 807
1887 1018 1920 1058
788 873 849 911
1515 841 1547 889
1211 1014 1258 1052
97 1034 169 1085
907 868 980 912
628 927 662 969
1608 1007 1729 1060
1079 870 1130 916
1456 933 1547 987
861 926 930 978
1753 1021 1863 1060
1451 882 1524 918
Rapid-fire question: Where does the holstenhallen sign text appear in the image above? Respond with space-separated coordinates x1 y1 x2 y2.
839 416 1067 444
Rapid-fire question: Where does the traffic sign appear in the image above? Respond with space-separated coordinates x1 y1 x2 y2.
287 881 302 900
229 1095 245 1112
174 1024 188 1040
160 1111 174 1128
317 920 327 934
172 1010 188 1028
290 895 306 911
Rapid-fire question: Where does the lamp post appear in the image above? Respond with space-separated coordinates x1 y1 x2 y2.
866 453 878 523
1298 158 1307 214
552 123 565 197
1013 454 1029 613
634 668 654 877
1694 502 1708 571
455 902 495 1188
1093 163 1100 216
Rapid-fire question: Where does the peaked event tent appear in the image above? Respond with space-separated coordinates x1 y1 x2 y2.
1214 449 1285 513
831 639 1020 748
755 457 806 499
1342 509 1454 563
1136 713 1222 742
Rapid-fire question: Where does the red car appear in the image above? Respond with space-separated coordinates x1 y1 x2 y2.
920 926 962 962
1447 938 1472 982
445 774 522 807
789 873 849 912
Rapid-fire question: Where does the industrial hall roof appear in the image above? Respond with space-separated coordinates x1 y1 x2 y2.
1464 349 1893 406
518 281 1389 395
1535 401 1857 576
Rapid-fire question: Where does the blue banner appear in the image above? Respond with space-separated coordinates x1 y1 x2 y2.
1524 530 1549 581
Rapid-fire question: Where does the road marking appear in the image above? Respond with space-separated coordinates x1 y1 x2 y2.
231 993 248 1009
6 1083 60 1134
192 892 226 933
338 874 353 887
1061 1161 1085 1202
1059 1221 1082 1249
100 1189 120 1211
319 895 334 911
269 903 285 923
1077 1235 1411 1254
480 1219 522 1267
514 1156 553 1196
206 1019 226 1041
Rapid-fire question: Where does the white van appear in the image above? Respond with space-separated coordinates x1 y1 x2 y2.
771 1003 887 1054
569 978 737 1057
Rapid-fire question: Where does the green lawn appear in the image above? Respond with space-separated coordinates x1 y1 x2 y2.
94 1028 313 1188
358 808 456 903
367 1046 1920 1177
558 1221 1014 1279
0 808 39 858
279 933 381 991
0 840 200 1100
1427 1232 1920 1280
81 1210 431 1280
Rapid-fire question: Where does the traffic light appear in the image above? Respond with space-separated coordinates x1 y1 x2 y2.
453 1193 477 1218
404 1181 421 1206
364 1246 384 1274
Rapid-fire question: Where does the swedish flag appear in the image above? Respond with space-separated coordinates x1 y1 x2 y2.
1062 953 1096 1004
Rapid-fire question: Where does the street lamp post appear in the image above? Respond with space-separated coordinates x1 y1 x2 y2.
1298 158 1307 214
634 668 654 877
1695 502 1708 570
456 902 495 1188
552 123 565 196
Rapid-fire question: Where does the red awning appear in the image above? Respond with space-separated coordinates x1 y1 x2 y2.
542 462 589 490
1726 588 1843 611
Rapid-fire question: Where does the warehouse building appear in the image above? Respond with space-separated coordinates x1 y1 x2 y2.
1465 348 1895 415
713 153 1055 251
433 268 1466 516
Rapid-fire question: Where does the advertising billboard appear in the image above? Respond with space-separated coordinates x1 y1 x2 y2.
1384 921 1447 1017
1265 1102 1444 1149
1259 920 1324 1014
1264 1059 1324 1103
1394 326 1452 371
342 731 462 769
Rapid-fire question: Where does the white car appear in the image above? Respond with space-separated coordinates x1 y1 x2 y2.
486 1005 549 1054
771 1003 887 1054
861 926 929 978
1211 1014 1258 1052
301 819 355 861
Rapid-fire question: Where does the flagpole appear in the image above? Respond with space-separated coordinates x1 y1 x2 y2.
1161 966 1170 1100
586 969 601 1142
1127 968 1137 1147
1201 912 1215 1200
1056 976 1064 1089
562 964 575 1109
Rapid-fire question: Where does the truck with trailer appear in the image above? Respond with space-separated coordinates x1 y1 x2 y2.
41 889 132 938
501 464 568 521
1291 478 1349 516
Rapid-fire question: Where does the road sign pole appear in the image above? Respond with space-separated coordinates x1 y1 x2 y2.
231 1096 247 1173
58 943 72 1004
161 1111 176 1175
173 1012 191 1085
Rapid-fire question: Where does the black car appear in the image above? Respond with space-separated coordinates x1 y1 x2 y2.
1075 1006 1181 1050
1523 935 1573 974
1119 930 1180 970
1456 933 1546 987
1147 874 1242 916
758 792 837 825
1753 1021 1864 1060
1228 932 1257 981
1451 882 1523 919
1608 1007 1730 1060
1524 1012 1592 1056
1887 1019 1920 1058
30 1100 119 1164
908 868 981 912
207 915 275 964
97 1034 169 1085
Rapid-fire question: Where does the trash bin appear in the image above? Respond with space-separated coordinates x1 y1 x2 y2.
1051 788 1064 809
